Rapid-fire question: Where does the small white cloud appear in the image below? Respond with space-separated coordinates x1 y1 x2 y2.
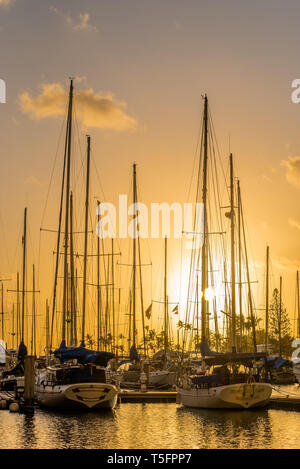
74 76 87 84
50 6 98 32
260 221 268 230
73 13 97 32
25 176 45 186
11 116 19 126
288 217 300 231
259 174 273 183
173 19 183 31
281 156 300 186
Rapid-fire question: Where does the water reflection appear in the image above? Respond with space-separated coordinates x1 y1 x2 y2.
17 414 37 449
0 403 299 449
177 407 272 448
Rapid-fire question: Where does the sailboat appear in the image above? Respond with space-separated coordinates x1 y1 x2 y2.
146 236 177 387
0 208 28 396
262 270 295 384
35 80 118 410
293 271 300 383
117 167 176 389
177 95 272 409
35 346 118 410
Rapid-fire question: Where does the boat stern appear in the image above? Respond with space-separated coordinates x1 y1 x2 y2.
64 382 118 409
219 383 272 408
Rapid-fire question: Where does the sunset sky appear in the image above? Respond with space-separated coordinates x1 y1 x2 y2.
1 0 300 349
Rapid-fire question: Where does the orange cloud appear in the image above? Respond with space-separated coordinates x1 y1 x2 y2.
0 0 14 7
19 82 137 131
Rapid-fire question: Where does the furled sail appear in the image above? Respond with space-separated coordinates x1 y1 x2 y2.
54 342 115 366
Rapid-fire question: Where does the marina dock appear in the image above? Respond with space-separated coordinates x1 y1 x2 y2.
118 389 300 410
268 396 300 411
2 389 300 410
119 390 177 403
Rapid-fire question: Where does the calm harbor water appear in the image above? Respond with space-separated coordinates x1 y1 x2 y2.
0 396 300 449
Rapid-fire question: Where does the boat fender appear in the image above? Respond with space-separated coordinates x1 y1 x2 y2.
0 400 7 409
9 402 19 413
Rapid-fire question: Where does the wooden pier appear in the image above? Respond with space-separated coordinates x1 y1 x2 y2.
119 390 177 403
119 390 300 410
268 396 300 411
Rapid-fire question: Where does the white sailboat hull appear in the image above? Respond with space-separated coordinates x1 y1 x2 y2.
35 382 118 410
177 382 272 409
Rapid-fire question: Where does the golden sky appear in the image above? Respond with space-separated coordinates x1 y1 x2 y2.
0 1 300 351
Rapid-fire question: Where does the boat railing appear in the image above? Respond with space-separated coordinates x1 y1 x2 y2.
190 373 251 389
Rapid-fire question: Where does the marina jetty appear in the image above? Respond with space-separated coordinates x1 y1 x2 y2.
2 387 300 411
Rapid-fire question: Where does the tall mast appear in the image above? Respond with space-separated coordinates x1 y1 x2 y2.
21 207 27 343
128 289 132 354
223 261 230 350
240 186 257 352
238 180 242 350
213 297 219 351
111 238 115 352
104 250 109 351
297 271 300 338
132 163 137 346
265 245 270 349
296 270 300 338
11 304 15 350
75 268 78 344
208 247 218 350
97 200 102 349
31 264 36 355
69 191 76 346
279 276 282 357
81 135 91 346
201 94 208 342
66 263 70 344
62 78 73 344
1 283 3 343
164 236 168 356
230 153 236 351
137 234 146 357
196 273 199 347
46 299 50 355
117 288 121 355
16 273 20 345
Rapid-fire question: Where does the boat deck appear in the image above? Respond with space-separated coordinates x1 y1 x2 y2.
0 391 15 401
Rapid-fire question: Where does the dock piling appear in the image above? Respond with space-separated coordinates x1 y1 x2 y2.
24 355 35 405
